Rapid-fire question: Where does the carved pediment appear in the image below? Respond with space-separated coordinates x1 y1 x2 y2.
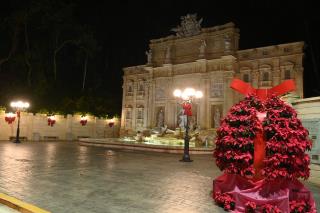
171 14 203 37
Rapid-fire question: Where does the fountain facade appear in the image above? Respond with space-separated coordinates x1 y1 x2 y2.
120 14 304 148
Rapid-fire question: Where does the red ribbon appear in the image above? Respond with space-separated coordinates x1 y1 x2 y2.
230 79 295 100
182 102 192 116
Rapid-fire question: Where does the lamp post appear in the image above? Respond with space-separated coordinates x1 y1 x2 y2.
10 101 30 143
173 88 203 162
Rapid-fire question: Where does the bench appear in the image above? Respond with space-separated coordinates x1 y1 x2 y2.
9 136 28 141
43 136 59 141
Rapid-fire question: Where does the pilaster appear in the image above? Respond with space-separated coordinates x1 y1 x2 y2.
223 71 235 116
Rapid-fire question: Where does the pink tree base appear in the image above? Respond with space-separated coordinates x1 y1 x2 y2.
213 173 316 212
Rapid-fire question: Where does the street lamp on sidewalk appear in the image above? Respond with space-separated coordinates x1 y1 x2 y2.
173 88 203 162
10 101 30 143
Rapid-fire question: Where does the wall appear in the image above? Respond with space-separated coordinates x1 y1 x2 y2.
292 97 320 185
292 97 320 164
0 111 120 141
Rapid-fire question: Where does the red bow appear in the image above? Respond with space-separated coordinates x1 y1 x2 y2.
230 79 295 100
182 102 192 116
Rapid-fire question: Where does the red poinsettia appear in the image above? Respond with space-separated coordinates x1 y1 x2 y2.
245 201 257 213
214 95 263 178
262 204 282 213
262 96 312 180
214 192 235 211
289 200 314 213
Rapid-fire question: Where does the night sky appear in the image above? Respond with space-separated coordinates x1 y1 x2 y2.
1 0 320 115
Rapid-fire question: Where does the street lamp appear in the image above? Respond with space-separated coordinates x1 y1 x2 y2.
10 101 30 143
173 88 203 162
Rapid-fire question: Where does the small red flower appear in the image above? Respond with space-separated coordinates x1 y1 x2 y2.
214 192 235 211
245 201 256 213
262 204 282 213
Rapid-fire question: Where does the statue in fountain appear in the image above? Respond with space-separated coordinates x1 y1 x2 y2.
135 131 145 142
157 108 165 129
178 107 187 130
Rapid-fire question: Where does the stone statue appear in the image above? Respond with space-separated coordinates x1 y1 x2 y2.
135 131 145 142
178 108 187 130
214 107 221 128
165 46 171 64
199 40 206 58
171 14 203 37
157 109 165 128
145 49 152 64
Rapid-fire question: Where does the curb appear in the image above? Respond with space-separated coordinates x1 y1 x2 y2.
0 193 50 213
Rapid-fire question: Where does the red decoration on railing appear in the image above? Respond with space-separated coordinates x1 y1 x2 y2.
47 116 56 127
5 112 16 124
80 120 87 126
80 116 87 126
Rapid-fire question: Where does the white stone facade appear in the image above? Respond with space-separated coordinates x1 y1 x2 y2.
121 20 304 134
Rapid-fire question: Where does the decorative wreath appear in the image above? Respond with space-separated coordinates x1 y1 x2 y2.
214 94 312 180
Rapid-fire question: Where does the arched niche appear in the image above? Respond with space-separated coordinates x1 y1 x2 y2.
126 79 134 96
239 66 252 83
280 61 295 80
137 78 146 96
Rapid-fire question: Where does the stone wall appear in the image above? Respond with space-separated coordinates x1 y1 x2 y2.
292 97 320 164
0 111 120 141
292 97 320 185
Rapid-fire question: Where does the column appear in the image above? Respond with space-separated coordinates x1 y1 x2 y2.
223 71 235 116
295 66 304 98
131 80 137 130
272 58 281 86
252 69 259 88
199 76 208 129
120 77 127 129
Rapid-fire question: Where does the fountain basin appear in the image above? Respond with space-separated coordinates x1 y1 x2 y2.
78 138 214 154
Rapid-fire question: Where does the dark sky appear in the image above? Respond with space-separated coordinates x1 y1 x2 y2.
75 0 320 97
1 0 320 114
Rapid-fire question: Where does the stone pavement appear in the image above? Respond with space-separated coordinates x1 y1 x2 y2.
0 203 19 213
0 142 319 213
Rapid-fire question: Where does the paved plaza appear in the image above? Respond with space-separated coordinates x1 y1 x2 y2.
0 142 319 213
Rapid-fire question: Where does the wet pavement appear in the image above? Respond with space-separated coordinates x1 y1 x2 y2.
0 142 319 213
